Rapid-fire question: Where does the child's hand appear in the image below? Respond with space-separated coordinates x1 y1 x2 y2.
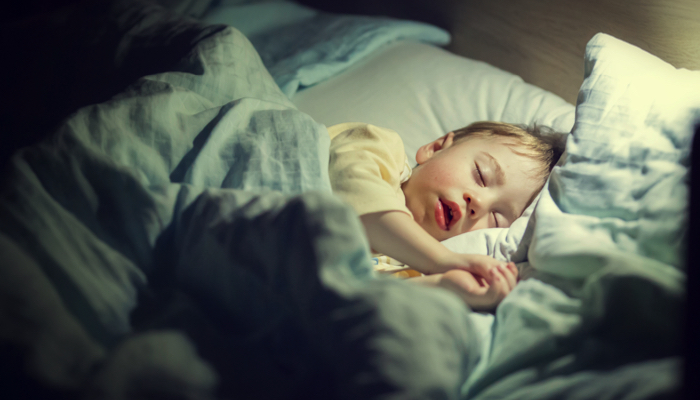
435 252 509 280
438 262 519 312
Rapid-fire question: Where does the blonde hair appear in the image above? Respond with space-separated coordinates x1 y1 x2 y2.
452 121 565 182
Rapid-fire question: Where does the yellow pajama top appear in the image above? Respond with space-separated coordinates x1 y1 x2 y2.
328 122 420 277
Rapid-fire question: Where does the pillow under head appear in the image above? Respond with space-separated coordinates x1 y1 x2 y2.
294 41 575 263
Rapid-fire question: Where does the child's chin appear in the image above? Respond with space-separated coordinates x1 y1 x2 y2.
441 232 460 242
428 226 452 242
417 218 451 241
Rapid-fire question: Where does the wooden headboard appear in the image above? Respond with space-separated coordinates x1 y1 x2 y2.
300 0 700 104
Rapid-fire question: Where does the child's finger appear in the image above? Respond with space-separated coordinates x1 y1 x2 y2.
488 268 508 297
507 262 518 277
502 262 519 283
498 264 517 291
464 263 493 283
441 269 486 296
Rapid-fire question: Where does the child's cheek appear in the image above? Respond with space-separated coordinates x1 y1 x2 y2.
425 166 459 189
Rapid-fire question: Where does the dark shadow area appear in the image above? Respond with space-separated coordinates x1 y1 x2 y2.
297 0 452 29
684 122 699 399
0 0 225 171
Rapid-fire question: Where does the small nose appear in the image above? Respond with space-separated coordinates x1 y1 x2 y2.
465 194 484 218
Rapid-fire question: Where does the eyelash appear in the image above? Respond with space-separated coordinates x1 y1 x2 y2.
475 163 499 227
475 163 485 186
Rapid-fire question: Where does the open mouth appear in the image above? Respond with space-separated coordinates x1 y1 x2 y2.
435 199 457 231
443 200 454 227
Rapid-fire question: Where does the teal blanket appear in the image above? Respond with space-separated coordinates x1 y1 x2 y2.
0 3 478 398
0 1 690 399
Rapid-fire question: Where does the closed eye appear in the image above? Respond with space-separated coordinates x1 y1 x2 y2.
493 212 499 228
475 163 485 186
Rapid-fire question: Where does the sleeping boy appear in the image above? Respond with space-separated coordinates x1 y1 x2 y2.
328 121 564 311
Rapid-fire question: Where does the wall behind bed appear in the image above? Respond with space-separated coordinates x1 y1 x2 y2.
299 0 700 105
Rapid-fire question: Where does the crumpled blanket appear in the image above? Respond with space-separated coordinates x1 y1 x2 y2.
459 33 694 399
0 1 481 398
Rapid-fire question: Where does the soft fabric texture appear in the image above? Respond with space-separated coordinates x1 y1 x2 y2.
0 0 227 165
531 33 699 271
203 0 317 38
293 41 575 166
293 41 573 264
203 0 450 97
1 0 690 397
155 0 214 17
459 32 694 399
443 195 539 265
328 123 416 275
161 189 481 399
0 2 483 398
328 123 413 218
203 2 572 267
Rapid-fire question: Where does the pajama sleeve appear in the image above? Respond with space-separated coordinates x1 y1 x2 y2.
328 123 412 218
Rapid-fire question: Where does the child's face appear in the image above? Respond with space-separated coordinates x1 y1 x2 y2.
402 132 543 241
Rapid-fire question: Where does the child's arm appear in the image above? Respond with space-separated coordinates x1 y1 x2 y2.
360 210 507 277
410 263 519 311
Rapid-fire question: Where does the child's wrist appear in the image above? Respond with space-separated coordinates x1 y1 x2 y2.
430 249 462 274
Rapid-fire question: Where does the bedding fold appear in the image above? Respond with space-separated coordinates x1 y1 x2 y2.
0 10 480 398
1 2 690 398
1 0 228 165
460 33 695 399
203 0 451 97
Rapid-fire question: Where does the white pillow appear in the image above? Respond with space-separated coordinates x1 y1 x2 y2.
529 33 700 276
293 41 575 262
293 41 574 165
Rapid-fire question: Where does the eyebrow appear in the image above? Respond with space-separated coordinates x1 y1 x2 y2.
481 152 506 186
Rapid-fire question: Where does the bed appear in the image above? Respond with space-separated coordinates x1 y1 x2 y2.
0 0 697 399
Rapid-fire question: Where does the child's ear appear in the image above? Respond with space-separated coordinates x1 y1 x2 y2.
415 132 455 164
